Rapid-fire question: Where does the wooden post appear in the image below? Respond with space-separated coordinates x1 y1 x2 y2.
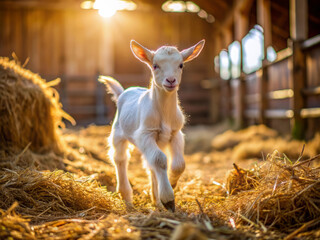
222 26 233 49
234 9 248 129
257 66 268 124
257 0 272 126
232 77 246 129
257 0 272 57
234 10 248 42
290 0 308 41
289 0 308 139
221 27 233 120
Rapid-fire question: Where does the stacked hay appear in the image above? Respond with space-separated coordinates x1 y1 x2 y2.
0 59 130 239
0 57 74 170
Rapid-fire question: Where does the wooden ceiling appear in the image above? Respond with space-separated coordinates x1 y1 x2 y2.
1 0 319 50
135 0 234 23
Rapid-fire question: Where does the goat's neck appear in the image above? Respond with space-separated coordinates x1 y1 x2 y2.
150 82 179 120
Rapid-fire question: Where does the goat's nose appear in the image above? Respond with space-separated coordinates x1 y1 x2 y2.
166 78 176 84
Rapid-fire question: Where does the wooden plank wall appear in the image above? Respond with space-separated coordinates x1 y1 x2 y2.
0 7 217 125
304 43 320 137
229 37 320 138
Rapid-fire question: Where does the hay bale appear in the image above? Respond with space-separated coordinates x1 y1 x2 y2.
0 57 73 155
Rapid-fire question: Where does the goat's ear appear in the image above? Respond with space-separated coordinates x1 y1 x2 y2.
130 40 153 64
181 39 205 63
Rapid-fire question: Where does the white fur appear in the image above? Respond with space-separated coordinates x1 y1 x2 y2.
100 39 205 210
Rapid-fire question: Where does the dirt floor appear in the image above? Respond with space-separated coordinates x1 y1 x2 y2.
1 123 320 240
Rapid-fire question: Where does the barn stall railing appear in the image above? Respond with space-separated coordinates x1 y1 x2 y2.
228 34 320 138
55 72 213 126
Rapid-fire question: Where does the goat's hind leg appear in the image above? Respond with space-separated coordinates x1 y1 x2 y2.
108 131 133 205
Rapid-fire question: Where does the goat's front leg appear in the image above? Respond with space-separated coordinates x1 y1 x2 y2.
149 169 161 207
136 132 175 212
169 131 185 189
108 131 133 206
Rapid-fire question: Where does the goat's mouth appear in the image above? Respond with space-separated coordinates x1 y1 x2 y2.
163 84 178 91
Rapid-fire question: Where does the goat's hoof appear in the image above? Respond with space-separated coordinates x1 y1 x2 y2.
162 200 175 212
171 183 177 189
125 201 135 211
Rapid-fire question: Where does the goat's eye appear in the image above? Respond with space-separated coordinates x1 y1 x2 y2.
153 64 159 70
179 63 183 69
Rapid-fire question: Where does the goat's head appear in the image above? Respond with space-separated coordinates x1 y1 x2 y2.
130 40 205 93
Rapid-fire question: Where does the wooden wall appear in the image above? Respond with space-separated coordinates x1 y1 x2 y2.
0 5 217 125
228 37 320 138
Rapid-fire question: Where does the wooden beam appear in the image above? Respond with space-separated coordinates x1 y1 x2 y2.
0 0 82 10
245 93 260 104
275 48 293 62
257 0 272 55
244 109 259 119
258 67 268 124
218 0 254 32
290 0 308 41
301 34 320 50
234 9 249 42
221 26 233 48
265 109 294 119
289 0 308 139
267 89 294 100
301 108 320 118
302 86 320 96
232 78 246 129
289 39 307 139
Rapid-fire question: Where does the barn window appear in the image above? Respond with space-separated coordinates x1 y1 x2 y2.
242 25 264 74
228 41 241 79
214 55 220 74
161 1 214 23
219 50 230 80
267 46 277 62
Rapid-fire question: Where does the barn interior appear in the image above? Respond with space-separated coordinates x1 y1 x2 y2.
1 0 320 239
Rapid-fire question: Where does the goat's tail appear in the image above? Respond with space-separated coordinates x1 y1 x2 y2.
98 75 124 103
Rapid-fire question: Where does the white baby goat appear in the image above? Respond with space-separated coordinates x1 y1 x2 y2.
99 40 205 212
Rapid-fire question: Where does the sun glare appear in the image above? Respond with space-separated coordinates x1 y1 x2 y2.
94 0 119 17
81 0 137 18
98 7 117 18
162 1 186 12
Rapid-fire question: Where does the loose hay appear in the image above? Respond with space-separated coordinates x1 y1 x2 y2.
225 163 260 195
1 124 320 239
0 169 125 223
0 203 35 240
222 151 320 236
211 125 278 151
211 124 320 160
1 204 138 240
